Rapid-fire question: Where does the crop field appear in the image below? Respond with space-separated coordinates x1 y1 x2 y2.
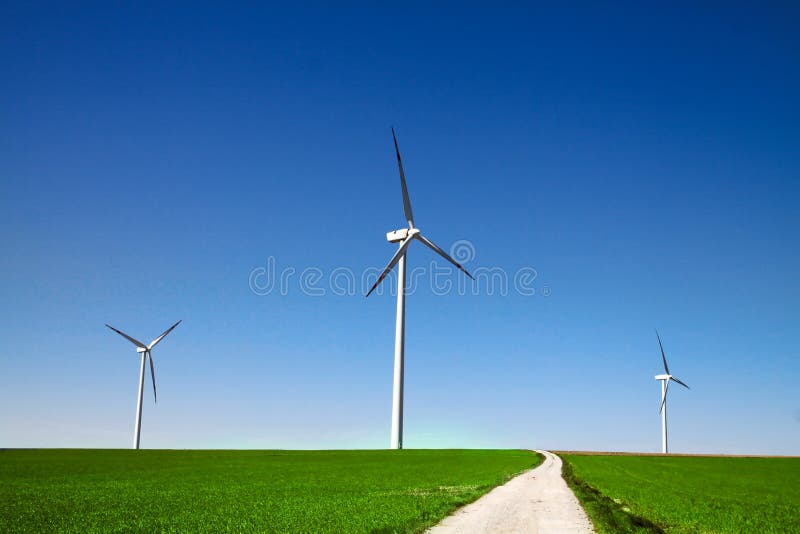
560 453 800 533
1 448 538 532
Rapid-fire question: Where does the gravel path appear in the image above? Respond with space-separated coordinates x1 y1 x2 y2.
428 450 594 533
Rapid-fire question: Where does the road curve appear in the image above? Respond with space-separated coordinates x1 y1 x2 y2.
427 450 594 533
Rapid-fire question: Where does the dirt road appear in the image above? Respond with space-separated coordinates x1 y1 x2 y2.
428 450 594 533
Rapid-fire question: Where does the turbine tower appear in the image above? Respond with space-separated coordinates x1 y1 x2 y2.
655 330 689 454
367 129 474 450
106 320 181 449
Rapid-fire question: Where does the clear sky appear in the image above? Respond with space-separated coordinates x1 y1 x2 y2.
1 3 798 454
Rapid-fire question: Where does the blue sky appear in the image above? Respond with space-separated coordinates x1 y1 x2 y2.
1 3 798 454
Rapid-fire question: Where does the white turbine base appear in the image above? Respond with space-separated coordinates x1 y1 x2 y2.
657 377 668 454
390 247 406 450
133 351 147 449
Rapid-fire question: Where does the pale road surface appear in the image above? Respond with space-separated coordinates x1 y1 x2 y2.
428 450 594 534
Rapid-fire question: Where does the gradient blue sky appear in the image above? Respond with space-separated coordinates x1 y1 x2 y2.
1 3 798 454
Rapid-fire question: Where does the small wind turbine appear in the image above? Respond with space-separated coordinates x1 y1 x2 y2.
366 128 474 450
106 320 181 449
655 330 689 454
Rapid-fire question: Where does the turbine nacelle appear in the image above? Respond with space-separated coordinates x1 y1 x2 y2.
136 347 148 353
386 228 419 243
655 374 670 380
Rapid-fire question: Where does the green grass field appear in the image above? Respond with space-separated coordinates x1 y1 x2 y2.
560 453 800 533
1 449 539 533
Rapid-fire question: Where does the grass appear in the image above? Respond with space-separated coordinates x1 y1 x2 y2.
0 448 539 533
560 453 800 533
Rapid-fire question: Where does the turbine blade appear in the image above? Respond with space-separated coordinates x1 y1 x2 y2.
392 128 414 228
415 234 475 280
670 376 690 389
656 330 670 374
105 324 147 349
148 353 157 403
148 320 182 350
366 235 414 297
659 380 670 413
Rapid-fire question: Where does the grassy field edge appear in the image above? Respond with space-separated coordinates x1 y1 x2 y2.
558 454 663 534
412 450 544 532
1 449 543 533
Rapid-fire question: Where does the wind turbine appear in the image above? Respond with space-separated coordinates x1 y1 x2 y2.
655 330 689 454
366 128 474 450
106 320 181 449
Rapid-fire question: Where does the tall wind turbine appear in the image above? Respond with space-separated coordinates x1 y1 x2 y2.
366 128 474 450
106 320 181 449
655 330 689 454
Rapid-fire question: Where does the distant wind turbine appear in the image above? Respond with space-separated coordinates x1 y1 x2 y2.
366 128 474 450
106 320 181 449
655 330 689 454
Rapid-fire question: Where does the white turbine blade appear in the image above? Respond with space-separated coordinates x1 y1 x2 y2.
670 376 690 389
656 330 670 375
148 320 182 350
148 352 157 403
105 324 147 349
366 235 414 297
415 233 475 280
392 128 414 228
659 380 670 413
